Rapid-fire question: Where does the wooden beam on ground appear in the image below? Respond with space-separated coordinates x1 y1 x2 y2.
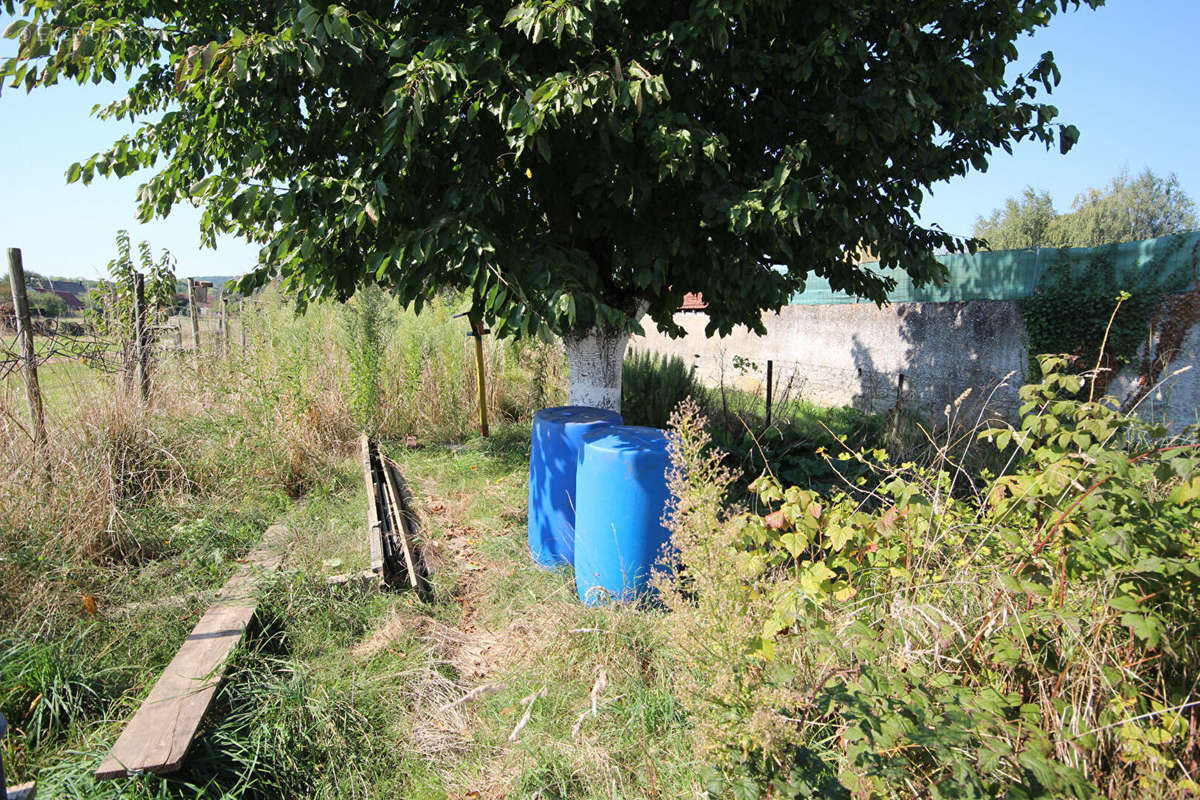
95 525 288 780
380 455 421 592
360 433 385 576
325 568 381 588
6 781 36 800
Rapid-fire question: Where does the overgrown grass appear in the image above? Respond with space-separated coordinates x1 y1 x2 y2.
4 290 694 799
659 361 1200 799
5 426 697 798
15 287 1191 800
241 286 565 446
621 348 886 495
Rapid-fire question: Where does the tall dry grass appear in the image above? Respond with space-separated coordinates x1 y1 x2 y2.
0 285 565 620
242 286 565 444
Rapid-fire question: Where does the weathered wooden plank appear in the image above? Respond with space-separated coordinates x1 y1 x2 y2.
380 456 421 591
360 434 384 575
95 525 288 780
6 781 36 800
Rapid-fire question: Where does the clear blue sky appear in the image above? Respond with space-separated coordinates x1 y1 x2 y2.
1 0 1197 280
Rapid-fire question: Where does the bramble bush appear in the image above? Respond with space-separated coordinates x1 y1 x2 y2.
659 357 1200 799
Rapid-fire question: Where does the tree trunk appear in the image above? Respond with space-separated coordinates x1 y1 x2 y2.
563 325 630 412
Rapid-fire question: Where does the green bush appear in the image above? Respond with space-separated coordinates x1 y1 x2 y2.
27 289 67 318
621 349 704 429
621 349 884 494
341 285 391 434
659 358 1200 799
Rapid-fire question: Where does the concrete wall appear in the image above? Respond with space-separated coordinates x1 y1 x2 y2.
1110 308 1200 434
630 297 1200 429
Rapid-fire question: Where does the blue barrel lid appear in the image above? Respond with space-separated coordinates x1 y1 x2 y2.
580 425 670 455
534 406 623 425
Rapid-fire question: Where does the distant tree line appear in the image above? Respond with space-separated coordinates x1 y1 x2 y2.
973 168 1198 250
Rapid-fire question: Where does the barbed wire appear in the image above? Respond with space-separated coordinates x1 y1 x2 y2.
0 314 124 379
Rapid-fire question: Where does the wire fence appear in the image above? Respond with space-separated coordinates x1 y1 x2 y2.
0 314 122 380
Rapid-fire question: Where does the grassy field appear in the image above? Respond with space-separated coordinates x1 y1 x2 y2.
4 424 695 799
4 292 1195 799
1 292 684 799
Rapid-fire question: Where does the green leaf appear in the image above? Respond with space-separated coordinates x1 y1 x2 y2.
1121 612 1162 647
779 532 808 558
798 561 836 597
3 19 28 39
1108 594 1141 613
1059 124 1080 154
825 525 854 553
1170 476 1200 505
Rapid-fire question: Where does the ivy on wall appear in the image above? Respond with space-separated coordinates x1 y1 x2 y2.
1019 239 1190 394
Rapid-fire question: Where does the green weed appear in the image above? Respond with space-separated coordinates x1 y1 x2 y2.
659 360 1200 799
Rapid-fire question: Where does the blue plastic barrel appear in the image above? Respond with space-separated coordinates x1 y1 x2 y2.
573 426 674 605
528 406 623 567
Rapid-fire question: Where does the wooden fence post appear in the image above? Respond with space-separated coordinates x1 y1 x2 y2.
470 317 489 438
219 294 228 357
175 321 183 350
7 248 47 447
133 273 150 403
765 359 773 428
239 301 246 351
187 278 201 356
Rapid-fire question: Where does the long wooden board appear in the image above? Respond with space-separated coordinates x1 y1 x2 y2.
360 433 385 576
95 525 288 779
380 456 421 591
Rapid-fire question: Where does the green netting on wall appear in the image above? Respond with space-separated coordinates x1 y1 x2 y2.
787 231 1200 306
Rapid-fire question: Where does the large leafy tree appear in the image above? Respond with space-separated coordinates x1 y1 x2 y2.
3 0 1099 408
971 187 1058 250
1053 168 1198 247
974 168 1197 251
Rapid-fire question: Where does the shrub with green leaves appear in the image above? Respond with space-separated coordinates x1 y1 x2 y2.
621 350 703 429
341 285 392 433
86 230 177 340
659 358 1200 799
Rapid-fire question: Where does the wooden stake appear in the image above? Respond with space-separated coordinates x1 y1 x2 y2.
6 248 46 447
219 293 228 356
471 317 489 437
187 277 201 355
133 273 150 403
765 359 773 428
